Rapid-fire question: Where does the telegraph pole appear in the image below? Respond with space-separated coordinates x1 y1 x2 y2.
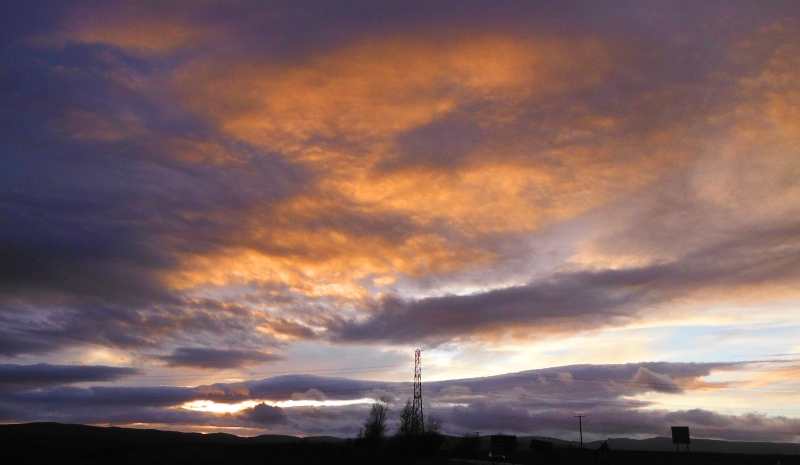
574 414 585 449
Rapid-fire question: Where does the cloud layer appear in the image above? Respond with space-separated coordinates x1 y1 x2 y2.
1 361 798 442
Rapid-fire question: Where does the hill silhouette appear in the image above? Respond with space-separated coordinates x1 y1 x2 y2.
0 421 344 444
2 422 800 464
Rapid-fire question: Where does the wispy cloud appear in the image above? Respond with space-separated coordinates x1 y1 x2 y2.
0 363 138 390
158 348 285 369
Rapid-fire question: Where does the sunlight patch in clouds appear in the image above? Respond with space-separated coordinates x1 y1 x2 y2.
181 398 375 414
182 400 262 414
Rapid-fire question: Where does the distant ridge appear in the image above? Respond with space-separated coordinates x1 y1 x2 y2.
2 423 798 455
0 422 344 445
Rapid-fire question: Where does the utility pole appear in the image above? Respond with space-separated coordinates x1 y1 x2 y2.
574 414 585 449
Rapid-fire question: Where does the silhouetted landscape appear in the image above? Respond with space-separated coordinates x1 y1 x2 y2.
2 423 799 464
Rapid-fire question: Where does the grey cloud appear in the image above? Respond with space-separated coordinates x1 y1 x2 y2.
663 409 800 443
14 385 199 408
433 403 800 443
237 363 730 410
439 385 471 397
0 299 273 358
387 116 484 171
448 399 532 433
239 403 288 425
291 388 327 401
0 361 792 441
629 367 682 394
0 386 201 428
0 293 291 359
243 375 393 401
0 41 308 357
0 378 374 435
0 361 723 411
331 265 670 343
158 348 285 369
0 397 223 429
0 363 138 390
0 327 61 357
331 220 800 343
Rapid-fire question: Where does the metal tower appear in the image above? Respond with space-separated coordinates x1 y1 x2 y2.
413 349 424 433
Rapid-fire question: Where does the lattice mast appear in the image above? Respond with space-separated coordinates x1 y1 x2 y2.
413 349 424 433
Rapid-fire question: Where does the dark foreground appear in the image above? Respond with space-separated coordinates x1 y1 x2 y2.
1 423 798 465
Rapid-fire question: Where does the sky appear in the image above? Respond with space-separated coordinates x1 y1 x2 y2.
1 0 800 443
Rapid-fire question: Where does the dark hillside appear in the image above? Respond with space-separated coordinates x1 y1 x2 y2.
2 423 799 464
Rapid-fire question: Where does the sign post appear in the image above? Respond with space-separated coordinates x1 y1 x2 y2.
671 426 691 453
530 439 553 464
490 435 516 464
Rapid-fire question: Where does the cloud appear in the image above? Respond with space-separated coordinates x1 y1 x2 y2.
243 375 385 402
330 215 800 343
0 142 306 354
558 372 574 384
0 328 62 357
30 2 207 56
0 363 138 390
158 348 285 369
239 403 289 426
629 367 682 394
0 7 798 447
0 361 795 440
291 388 327 401
423 362 731 408
328 265 664 343
439 385 471 397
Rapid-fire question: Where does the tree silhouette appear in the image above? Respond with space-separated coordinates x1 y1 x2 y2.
396 399 422 437
357 401 389 448
395 399 444 455
424 415 442 435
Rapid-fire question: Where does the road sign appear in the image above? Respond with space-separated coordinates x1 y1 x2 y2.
491 435 517 457
671 426 690 444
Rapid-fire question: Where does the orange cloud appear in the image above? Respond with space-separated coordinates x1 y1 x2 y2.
173 35 611 154
34 9 800 343
53 4 203 56
160 33 701 300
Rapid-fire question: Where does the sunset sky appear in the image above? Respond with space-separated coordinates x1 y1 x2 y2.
2 1 800 442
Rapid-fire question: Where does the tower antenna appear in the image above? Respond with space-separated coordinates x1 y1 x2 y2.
413 349 424 433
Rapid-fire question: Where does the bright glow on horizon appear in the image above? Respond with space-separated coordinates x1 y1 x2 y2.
181 398 375 414
182 400 261 414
